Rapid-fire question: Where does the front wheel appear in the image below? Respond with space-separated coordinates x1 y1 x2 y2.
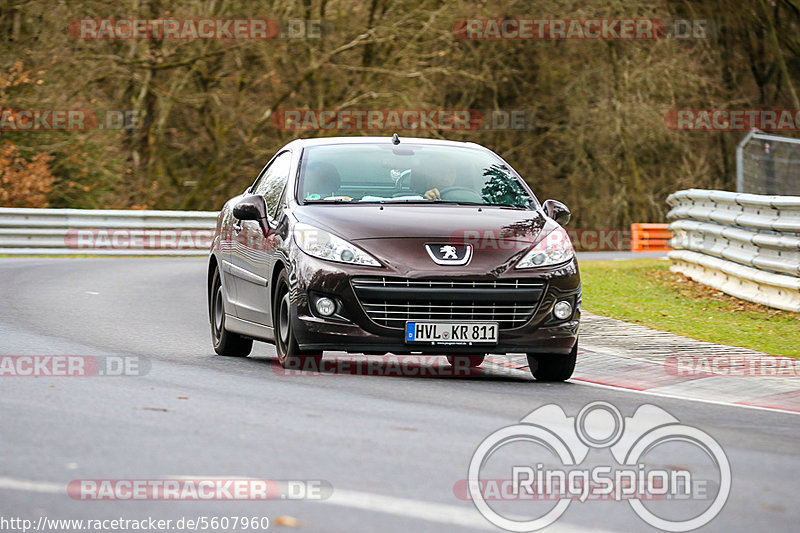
527 343 577 382
273 270 322 370
210 268 253 357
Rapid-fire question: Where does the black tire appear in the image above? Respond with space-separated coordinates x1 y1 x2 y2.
273 270 323 370
446 355 485 368
527 343 577 382
210 267 253 357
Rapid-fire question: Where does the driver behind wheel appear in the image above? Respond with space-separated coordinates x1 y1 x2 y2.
423 166 458 200
303 162 343 200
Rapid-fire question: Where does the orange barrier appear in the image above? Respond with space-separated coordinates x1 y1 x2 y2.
630 223 672 252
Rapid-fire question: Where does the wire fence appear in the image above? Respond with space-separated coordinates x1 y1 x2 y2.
737 130 800 195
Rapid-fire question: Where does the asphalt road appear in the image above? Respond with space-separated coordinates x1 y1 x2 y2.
0 257 797 532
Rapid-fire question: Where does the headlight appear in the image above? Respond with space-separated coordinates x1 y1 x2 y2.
294 223 381 267
516 227 574 268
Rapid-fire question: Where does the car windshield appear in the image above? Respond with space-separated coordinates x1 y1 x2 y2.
297 143 536 208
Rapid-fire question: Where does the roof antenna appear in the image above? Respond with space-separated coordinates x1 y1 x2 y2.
391 133 400 145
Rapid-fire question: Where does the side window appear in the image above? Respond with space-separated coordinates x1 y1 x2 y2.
273 187 287 220
249 162 270 193
253 151 291 218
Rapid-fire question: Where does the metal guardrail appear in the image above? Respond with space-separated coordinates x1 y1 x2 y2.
666 189 800 312
0 207 218 255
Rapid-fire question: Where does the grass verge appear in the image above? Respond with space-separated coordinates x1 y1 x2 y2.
579 258 800 357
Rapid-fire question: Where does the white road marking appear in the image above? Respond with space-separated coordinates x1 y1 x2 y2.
322 488 494 530
571 379 800 416
324 489 621 532
645 374 800 400
0 476 62 493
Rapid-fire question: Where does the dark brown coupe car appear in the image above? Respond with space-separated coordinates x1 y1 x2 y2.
208 136 580 380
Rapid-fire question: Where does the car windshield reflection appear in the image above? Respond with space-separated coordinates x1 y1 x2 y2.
298 144 536 209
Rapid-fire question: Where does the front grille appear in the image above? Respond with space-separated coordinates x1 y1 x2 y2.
351 277 545 330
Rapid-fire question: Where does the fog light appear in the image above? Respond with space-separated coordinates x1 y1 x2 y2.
315 297 336 317
553 300 573 320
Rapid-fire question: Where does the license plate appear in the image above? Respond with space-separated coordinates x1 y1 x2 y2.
405 322 498 344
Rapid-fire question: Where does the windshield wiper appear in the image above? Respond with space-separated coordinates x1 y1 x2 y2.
303 198 354 204
383 199 462 205
493 204 532 210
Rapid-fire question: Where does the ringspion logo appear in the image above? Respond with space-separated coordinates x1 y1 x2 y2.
466 401 730 531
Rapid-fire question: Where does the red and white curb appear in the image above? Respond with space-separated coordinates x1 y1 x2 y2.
486 311 800 415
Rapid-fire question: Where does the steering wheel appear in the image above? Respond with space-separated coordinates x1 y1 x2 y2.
438 186 483 203
393 169 413 190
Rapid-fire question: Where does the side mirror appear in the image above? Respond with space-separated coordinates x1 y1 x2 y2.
233 195 271 237
542 199 571 226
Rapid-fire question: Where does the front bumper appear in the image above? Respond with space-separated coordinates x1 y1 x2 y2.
289 253 581 355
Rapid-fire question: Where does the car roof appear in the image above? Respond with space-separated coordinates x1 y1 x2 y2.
285 136 483 150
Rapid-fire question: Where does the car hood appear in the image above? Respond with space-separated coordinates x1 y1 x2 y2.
293 204 549 243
